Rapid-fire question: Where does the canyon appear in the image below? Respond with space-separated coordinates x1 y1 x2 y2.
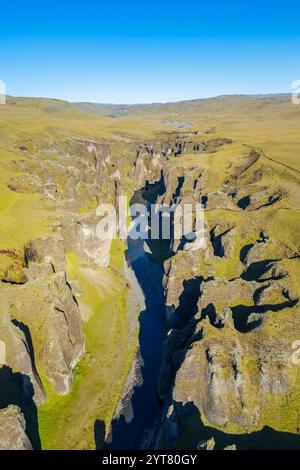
0 94 300 449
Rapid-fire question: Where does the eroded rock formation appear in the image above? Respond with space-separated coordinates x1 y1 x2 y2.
0 406 32 450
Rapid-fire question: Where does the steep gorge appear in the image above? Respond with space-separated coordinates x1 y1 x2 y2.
148 144 300 450
108 135 300 450
0 133 143 449
1 96 300 450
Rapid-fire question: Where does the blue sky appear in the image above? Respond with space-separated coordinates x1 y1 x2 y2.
0 0 299 103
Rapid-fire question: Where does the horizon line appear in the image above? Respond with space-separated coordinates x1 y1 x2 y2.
6 91 291 107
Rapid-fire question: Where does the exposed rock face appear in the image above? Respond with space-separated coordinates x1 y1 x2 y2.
75 215 112 268
209 224 236 258
0 271 84 396
173 319 294 428
155 139 300 449
0 315 45 405
0 124 155 449
192 137 232 153
0 123 147 449
0 138 126 410
132 144 164 187
7 174 44 194
0 249 27 284
0 406 32 450
24 236 66 274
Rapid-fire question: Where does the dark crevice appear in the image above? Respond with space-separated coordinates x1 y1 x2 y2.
163 401 300 450
232 359 239 381
210 226 233 258
239 243 254 263
205 348 213 365
0 278 27 285
201 303 217 325
241 259 280 281
65 277 79 307
158 317 204 400
11 319 44 398
172 176 185 202
169 277 202 329
201 195 208 208
256 193 282 210
231 298 298 332
237 195 251 210
239 233 268 264
24 245 38 267
200 302 225 329
142 172 166 204
253 283 270 305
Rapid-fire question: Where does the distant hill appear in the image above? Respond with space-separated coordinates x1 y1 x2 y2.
73 93 292 117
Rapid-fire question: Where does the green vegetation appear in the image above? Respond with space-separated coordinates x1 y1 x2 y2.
38 241 137 450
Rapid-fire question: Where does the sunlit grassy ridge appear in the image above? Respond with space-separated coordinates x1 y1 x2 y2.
75 94 300 170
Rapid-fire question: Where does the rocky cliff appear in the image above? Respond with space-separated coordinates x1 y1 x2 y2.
0 99 142 448
152 137 300 449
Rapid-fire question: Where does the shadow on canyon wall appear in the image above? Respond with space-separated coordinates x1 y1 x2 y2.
160 401 300 450
0 365 41 449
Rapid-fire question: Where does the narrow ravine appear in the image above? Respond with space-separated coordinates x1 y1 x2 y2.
106 186 167 450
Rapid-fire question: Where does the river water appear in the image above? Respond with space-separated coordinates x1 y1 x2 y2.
107 189 166 450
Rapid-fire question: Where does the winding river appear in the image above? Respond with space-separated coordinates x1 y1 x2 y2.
107 188 166 450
